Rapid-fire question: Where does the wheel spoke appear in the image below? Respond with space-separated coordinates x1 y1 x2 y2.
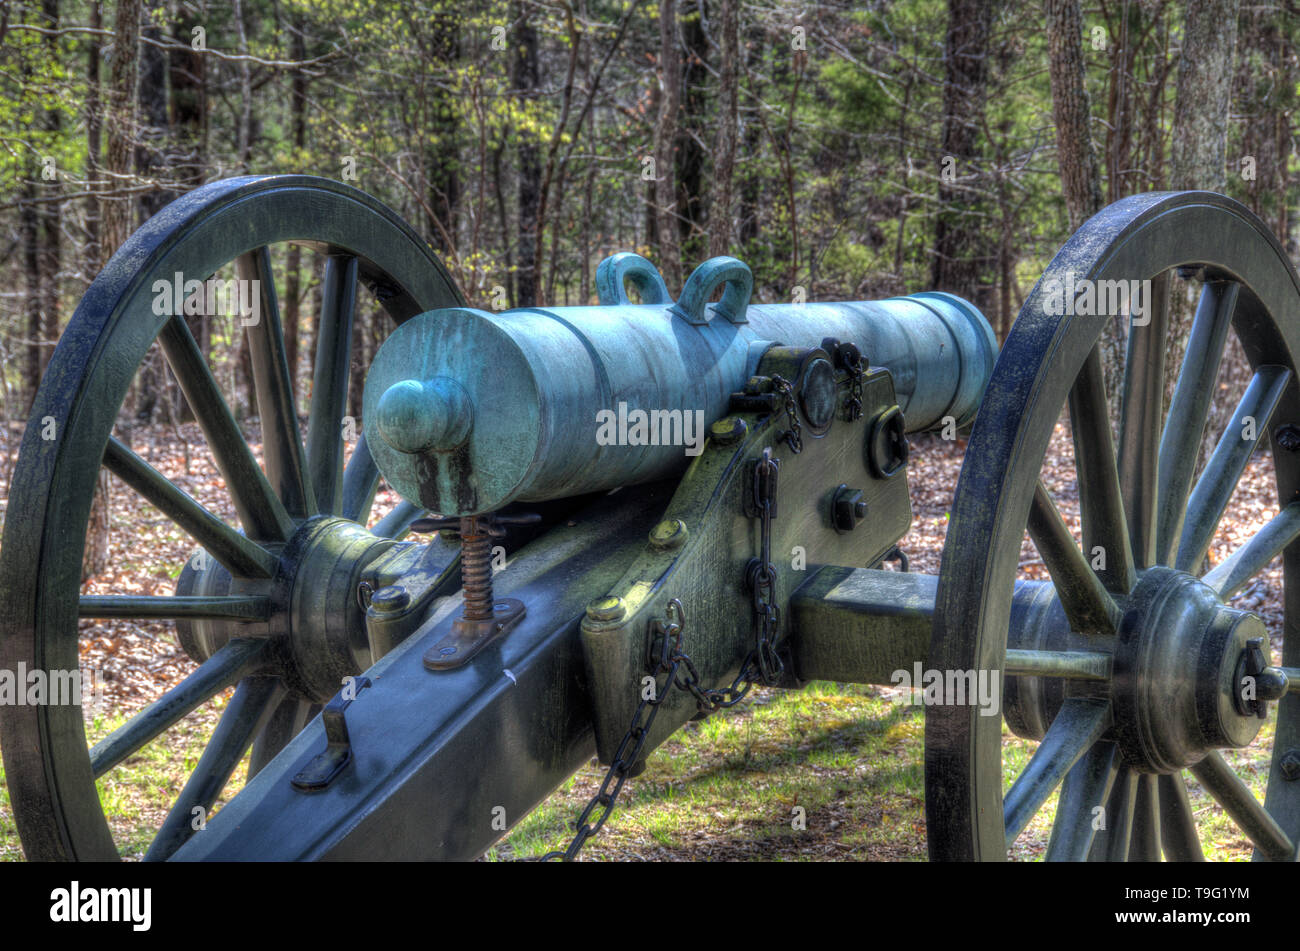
1203 502 1300 599
1045 741 1119 861
1130 773 1162 861
1004 698 1110 849
1176 366 1292 573
1155 281 1239 564
1190 750 1294 860
1088 766 1138 861
102 437 277 579
79 595 270 621
1069 344 1136 593
237 247 315 519
1027 480 1120 635
158 315 293 542
341 433 381 524
1117 271 1169 569
89 638 269 778
373 499 425 540
1004 649 1111 681
1158 772 1205 861
306 255 358 515
143 676 285 861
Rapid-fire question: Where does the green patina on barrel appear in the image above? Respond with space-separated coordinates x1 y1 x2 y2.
363 254 996 516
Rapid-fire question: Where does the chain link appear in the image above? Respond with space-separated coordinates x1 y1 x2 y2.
746 447 786 686
539 600 692 861
770 374 803 454
540 445 789 860
841 347 865 421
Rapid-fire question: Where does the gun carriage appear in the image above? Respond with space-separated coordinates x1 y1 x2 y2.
3 176 1299 861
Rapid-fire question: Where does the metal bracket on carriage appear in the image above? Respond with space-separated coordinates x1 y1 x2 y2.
359 532 463 662
409 511 542 670
291 677 372 791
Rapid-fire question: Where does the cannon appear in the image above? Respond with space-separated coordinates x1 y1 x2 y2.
2 176 1299 861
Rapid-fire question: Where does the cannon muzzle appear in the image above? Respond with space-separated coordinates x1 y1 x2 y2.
363 254 996 516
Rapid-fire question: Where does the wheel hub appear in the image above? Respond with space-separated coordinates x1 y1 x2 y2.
1111 567 1265 773
177 517 397 703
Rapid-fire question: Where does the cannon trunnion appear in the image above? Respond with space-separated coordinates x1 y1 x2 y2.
4 176 1300 862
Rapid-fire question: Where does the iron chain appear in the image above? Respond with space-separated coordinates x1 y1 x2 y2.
744 447 786 687
842 347 865 421
541 600 701 861
770 374 803 454
540 447 789 860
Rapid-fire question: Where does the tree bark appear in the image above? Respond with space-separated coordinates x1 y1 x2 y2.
284 17 308 406
37 0 61 382
708 0 738 258
1046 0 1124 422
168 0 206 189
426 8 460 256
101 0 140 265
132 0 170 425
513 1 541 306
1046 0 1103 231
931 0 993 309
654 0 683 290
1169 0 1241 474
676 1 707 264
85 0 102 276
22 176 39 416
89 0 142 580
1170 0 1240 191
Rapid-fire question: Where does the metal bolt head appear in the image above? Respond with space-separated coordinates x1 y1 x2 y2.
649 518 689 550
370 585 410 612
1276 424 1300 452
586 595 627 622
1281 749 1300 782
709 417 748 445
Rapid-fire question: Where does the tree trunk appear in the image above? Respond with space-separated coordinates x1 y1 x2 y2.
1169 0 1241 474
37 0 61 382
513 2 541 306
1047 0 1103 230
169 0 206 189
1170 0 1240 192
492 144 516 305
708 0 738 258
85 0 102 277
133 0 171 425
22 176 40 416
170 0 207 421
676 1 707 265
284 17 308 406
930 0 993 310
738 23 760 249
233 0 254 171
89 0 142 581
101 0 140 265
654 0 683 290
427 9 460 256
1046 0 1122 421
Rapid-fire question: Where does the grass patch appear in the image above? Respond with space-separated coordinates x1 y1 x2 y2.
0 682 1282 861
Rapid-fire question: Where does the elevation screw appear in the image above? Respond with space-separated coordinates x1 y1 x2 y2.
411 512 541 621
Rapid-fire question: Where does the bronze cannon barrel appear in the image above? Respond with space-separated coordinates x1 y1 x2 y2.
363 254 997 516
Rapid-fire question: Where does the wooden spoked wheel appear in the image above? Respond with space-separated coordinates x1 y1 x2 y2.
0 176 462 860
928 192 1300 861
